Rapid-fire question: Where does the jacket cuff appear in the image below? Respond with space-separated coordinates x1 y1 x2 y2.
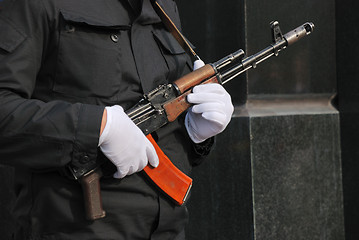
191 136 215 166
70 104 105 179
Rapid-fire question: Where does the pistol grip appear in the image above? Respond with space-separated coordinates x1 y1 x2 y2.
79 168 106 220
144 134 192 205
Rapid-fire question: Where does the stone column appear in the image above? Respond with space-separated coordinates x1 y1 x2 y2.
178 0 345 239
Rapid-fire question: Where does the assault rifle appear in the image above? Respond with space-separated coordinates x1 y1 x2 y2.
77 21 315 220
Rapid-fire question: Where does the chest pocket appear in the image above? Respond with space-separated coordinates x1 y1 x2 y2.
54 10 131 99
152 29 193 85
0 16 27 53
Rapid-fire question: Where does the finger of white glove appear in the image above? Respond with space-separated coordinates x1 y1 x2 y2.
191 102 225 115
188 84 233 113
187 84 229 105
185 112 205 143
193 83 225 94
113 141 159 178
146 143 159 168
193 59 205 70
187 92 225 105
99 105 159 179
201 111 228 127
113 171 124 179
185 111 220 143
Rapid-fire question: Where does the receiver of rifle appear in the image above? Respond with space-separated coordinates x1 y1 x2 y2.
78 21 315 220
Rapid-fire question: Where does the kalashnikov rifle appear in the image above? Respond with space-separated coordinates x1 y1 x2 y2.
76 21 315 220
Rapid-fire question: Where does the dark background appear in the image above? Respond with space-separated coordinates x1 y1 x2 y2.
178 0 336 98
336 1 359 239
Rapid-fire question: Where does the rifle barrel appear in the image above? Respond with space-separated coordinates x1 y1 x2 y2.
220 22 314 85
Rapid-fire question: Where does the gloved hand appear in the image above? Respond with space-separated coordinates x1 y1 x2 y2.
193 58 205 70
98 105 159 178
185 83 234 143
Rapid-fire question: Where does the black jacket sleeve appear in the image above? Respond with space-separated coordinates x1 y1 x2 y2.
0 0 104 171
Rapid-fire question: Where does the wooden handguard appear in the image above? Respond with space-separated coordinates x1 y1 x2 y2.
173 64 216 94
144 134 192 205
79 168 106 220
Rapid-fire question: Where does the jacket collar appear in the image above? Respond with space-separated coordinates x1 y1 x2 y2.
136 0 161 25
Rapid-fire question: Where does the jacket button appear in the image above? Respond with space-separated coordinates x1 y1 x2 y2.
65 25 75 33
80 155 90 164
110 34 119 43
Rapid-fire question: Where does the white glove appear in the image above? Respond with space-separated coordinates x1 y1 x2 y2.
193 58 205 70
98 105 159 178
185 83 234 143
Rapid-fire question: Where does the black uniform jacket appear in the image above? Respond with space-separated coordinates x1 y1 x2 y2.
0 0 210 239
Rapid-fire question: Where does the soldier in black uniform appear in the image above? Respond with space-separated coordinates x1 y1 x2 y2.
0 0 234 239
